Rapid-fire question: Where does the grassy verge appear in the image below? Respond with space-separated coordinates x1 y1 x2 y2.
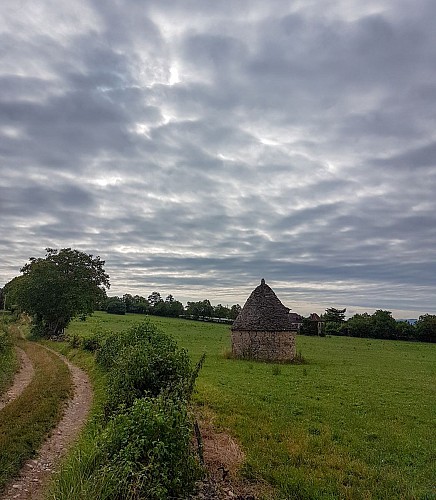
0 338 71 491
67 312 436 499
0 313 19 395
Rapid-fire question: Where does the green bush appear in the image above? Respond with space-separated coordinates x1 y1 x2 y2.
96 395 201 499
50 319 204 499
66 331 81 349
67 325 104 352
95 320 173 369
96 321 192 417
81 333 103 352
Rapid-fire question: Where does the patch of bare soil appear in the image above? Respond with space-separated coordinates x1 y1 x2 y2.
191 415 273 500
0 348 92 500
0 347 34 412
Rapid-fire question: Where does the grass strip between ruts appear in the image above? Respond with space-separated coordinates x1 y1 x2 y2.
0 344 18 397
0 339 72 492
0 315 19 396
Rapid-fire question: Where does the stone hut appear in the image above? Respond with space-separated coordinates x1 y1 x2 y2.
230 279 297 362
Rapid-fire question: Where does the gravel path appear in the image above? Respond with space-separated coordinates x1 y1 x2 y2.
0 348 92 500
0 348 34 412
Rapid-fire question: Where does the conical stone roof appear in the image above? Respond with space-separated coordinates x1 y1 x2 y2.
231 279 292 332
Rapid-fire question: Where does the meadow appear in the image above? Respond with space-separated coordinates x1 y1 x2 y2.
67 312 436 499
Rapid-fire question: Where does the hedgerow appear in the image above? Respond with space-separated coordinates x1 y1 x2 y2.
96 395 200 499
96 321 192 418
52 319 203 499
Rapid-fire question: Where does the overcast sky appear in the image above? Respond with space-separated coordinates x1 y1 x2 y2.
1 0 436 318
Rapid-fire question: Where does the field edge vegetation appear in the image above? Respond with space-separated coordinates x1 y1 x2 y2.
48 319 204 500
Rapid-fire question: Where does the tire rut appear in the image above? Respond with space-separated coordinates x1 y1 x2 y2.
0 348 34 412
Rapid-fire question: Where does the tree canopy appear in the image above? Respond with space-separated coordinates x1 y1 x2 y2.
185 299 214 319
415 314 436 343
9 248 110 337
324 307 346 323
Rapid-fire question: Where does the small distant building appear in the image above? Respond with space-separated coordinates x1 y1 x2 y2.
289 312 304 331
309 313 324 336
230 279 297 362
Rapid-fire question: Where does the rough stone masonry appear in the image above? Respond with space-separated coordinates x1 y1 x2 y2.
231 279 297 362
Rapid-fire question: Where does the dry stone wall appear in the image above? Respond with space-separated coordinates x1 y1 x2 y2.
231 330 296 362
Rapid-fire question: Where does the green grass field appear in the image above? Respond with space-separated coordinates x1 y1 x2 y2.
67 312 436 499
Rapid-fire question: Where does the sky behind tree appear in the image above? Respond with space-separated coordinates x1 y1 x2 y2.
1 0 436 317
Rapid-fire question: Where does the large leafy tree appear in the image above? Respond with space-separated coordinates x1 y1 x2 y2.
13 248 110 337
370 309 397 339
186 299 213 319
229 304 242 320
415 314 436 343
213 304 231 319
346 313 372 338
148 291 163 309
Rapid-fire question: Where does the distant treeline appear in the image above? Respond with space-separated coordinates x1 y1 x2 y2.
301 308 436 343
103 292 242 321
2 283 434 342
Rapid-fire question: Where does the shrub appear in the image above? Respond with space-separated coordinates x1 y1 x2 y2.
29 319 47 339
81 333 103 352
66 331 81 349
95 319 176 369
95 395 201 499
96 321 192 417
49 319 205 500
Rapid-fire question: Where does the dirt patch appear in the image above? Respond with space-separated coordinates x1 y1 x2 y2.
191 413 273 500
0 348 92 500
0 347 34 412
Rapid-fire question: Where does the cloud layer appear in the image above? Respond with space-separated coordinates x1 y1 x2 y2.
2 0 436 317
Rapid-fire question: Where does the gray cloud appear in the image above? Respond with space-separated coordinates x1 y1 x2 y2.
1 0 436 318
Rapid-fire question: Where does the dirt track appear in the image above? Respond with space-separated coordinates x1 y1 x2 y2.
0 347 92 500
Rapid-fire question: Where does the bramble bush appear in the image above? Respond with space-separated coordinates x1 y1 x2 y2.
67 322 105 352
51 319 204 499
95 395 201 499
95 321 192 417
60 320 203 499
